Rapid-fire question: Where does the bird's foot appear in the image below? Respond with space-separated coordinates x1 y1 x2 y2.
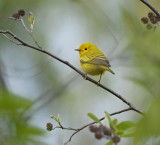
83 74 87 80
97 80 100 86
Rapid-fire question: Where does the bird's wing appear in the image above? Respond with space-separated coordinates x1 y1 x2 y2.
80 54 111 67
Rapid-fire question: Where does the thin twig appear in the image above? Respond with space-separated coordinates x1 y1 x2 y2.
140 0 160 17
2 34 22 45
20 17 42 49
0 29 143 115
52 126 78 131
8 17 21 21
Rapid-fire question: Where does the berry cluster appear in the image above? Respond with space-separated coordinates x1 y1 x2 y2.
12 9 25 19
141 12 160 30
89 125 120 144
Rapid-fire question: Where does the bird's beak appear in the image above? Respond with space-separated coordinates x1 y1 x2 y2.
75 49 81 51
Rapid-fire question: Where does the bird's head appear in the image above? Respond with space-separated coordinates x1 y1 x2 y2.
75 43 96 57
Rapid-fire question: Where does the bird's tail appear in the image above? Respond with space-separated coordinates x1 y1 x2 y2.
109 69 115 75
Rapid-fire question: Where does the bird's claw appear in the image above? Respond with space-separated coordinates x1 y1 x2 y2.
83 74 87 80
97 80 100 86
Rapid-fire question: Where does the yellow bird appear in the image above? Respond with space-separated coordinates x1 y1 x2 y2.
75 43 115 84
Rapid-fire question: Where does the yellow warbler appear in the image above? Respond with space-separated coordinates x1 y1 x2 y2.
75 43 115 84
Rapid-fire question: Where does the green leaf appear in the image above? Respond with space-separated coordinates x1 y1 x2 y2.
0 90 32 117
28 12 35 30
116 121 135 130
88 113 102 125
105 111 114 130
57 114 60 124
20 125 44 135
121 127 135 137
112 118 118 127
0 89 44 145
57 114 63 127
105 141 113 145
116 121 135 136
116 130 124 136
134 98 160 144
51 115 58 122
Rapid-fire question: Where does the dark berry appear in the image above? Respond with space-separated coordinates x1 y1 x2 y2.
18 9 25 16
155 16 160 22
102 127 112 136
148 12 155 18
99 125 112 136
150 17 157 24
112 135 120 143
141 17 149 24
146 23 153 30
89 125 98 133
95 132 103 139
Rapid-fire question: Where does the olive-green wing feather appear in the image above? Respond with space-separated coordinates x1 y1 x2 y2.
80 53 111 67
80 58 110 67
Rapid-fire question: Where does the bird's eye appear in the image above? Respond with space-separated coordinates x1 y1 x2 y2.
85 48 87 50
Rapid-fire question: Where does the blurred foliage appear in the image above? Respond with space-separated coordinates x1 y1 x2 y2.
121 4 160 145
0 1 55 145
122 7 160 97
0 89 44 145
134 98 160 145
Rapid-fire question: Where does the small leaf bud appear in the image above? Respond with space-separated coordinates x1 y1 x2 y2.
46 123 53 131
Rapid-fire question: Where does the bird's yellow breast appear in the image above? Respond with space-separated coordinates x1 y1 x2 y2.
80 61 107 76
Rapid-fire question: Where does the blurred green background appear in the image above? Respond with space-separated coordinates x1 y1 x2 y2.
0 0 160 145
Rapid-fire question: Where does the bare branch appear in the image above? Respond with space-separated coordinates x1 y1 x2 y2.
140 0 160 17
